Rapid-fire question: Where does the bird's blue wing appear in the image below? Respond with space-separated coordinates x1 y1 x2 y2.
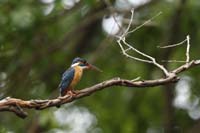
59 68 75 96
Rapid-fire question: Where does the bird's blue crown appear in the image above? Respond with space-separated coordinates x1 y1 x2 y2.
72 57 87 65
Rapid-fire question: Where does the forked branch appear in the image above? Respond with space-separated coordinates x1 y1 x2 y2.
116 10 170 76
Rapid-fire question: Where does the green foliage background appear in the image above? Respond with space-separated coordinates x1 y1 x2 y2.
0 0 200 132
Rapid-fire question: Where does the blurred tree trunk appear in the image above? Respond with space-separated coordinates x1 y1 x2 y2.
162 0 187 132
188 119 200 133
27 116 42 133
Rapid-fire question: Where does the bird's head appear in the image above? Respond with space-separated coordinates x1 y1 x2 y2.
71 57 102 72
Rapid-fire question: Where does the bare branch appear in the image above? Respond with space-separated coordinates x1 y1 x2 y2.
116 10 170 76
104 8 168 76
0 59 200 118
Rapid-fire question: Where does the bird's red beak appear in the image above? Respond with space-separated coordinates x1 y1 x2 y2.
87 63 102 72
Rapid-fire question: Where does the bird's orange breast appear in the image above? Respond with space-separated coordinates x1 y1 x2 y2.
70 66 83 88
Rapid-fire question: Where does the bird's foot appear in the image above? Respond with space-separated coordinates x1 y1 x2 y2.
71 90 80 95
67 90 78 97
57 91 77 107
58 90 79 100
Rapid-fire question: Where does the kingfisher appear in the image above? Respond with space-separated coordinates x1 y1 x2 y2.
59 57 101 97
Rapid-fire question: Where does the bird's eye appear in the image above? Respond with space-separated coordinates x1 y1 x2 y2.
79 61 85 66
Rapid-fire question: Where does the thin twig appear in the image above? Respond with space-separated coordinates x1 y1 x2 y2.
186 35 190 63
127 11 162 35
131 77 141 82
161 60 187 63
119 9 135 38
157 38 187 48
